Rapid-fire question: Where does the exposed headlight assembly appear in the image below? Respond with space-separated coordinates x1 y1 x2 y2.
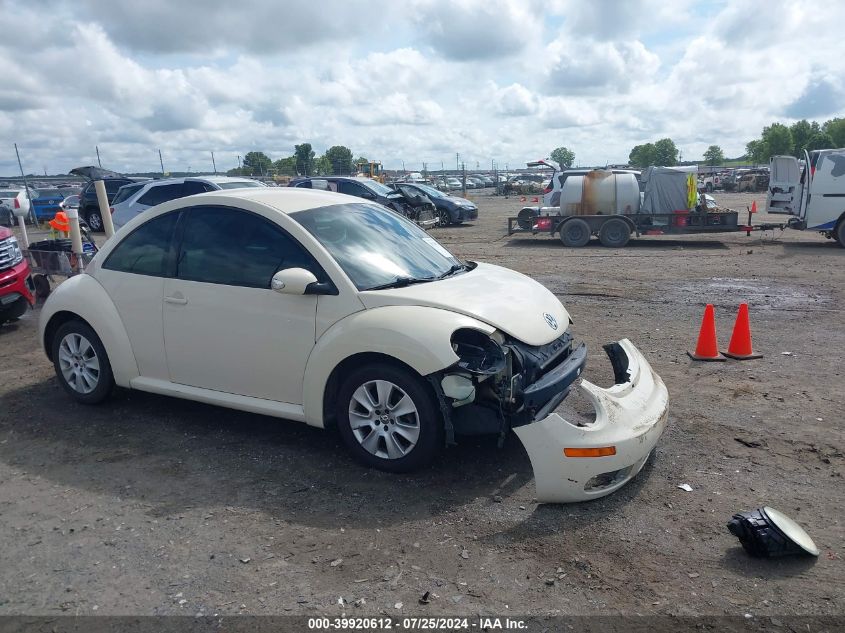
450 328 506 375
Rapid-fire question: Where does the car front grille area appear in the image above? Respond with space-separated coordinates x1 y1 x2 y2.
0 237 18 272
507 331 574 387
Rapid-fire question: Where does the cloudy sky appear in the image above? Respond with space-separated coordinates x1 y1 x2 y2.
2 0 844 176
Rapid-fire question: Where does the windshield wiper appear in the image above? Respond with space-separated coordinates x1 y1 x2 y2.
436 263 466 279
367 276 436 290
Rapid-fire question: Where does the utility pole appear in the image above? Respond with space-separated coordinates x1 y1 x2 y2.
95 146 102 168
455 153 459 173
158 149 165 176
211 151 217 175
237 154 242 170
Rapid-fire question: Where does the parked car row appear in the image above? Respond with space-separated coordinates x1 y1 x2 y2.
289 176 437 228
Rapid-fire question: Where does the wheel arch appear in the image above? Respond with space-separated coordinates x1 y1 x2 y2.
320 352 430 432
302 305 495 428
38 275 139 387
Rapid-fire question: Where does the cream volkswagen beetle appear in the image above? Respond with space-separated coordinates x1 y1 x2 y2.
39 188 668 503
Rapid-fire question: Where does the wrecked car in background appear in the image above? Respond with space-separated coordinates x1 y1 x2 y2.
38 188 668 503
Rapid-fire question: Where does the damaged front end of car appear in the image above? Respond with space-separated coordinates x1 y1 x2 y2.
433 329 669 503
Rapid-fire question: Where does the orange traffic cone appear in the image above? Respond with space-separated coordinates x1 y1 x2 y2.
688 304 725 361
723 303 762 360
750 200 758 214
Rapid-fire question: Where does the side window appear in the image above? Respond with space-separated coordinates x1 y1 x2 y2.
177 206 317 288
182 181 215 196
102 212 178 276
310 179 330 191
137 183 185 207
338 181 368 198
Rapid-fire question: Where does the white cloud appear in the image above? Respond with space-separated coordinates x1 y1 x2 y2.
2 0 845 176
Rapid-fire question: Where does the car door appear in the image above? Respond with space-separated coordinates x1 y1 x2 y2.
96 210 181 380
162 205 319 404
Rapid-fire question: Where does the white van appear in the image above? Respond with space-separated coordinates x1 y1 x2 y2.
766 149 845 246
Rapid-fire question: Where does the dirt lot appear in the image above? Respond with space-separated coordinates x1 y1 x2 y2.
0 191 842 618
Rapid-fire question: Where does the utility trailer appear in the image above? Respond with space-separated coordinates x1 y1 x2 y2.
507 207 746 247
507 166 762 247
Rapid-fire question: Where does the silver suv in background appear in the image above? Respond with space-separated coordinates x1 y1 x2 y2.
112 176 265 229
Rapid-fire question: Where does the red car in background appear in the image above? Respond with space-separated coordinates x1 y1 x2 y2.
0 225 35 323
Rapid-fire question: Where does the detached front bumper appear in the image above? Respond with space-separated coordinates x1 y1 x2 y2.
513 339 668 503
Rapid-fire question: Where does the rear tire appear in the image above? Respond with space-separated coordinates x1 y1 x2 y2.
336 363 442 473
437 208 452 226
85 209 104 233
835 219 845 247
598 218 632 248
559 218 591 247
51 320 114 404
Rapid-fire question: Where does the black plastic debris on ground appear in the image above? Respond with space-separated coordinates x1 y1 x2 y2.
727 507 819 558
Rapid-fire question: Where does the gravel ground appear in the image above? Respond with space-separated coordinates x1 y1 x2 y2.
0 190 842 618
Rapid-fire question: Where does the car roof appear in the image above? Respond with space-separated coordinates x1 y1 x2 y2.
169 187 366 215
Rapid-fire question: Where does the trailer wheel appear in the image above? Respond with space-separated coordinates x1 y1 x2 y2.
559 218 591 247
598 218 632 248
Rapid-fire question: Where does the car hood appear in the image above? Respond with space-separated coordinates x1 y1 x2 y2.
359 262 570 346
446 196 476 207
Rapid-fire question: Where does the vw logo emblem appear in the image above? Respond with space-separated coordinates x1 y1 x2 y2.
544 313 558 330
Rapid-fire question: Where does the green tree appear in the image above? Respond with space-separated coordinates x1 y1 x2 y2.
323 145 354 175
789 120 820 156
761 123 793 158
550 146 575 168
703 145 725 166
242 151 272 176
314 154 332 175
822 117 845 147
806 132 835 152
628 143 655 168
294 143 315 176
745 139 765 164
274 156 297 176
652 138 678 166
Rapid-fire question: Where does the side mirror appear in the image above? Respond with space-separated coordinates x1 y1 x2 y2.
271 268 319 295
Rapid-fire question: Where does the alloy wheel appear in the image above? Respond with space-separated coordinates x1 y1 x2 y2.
348 380 420 459
58 332 100 394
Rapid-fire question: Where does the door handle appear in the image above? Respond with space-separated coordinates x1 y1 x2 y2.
164 295 188 305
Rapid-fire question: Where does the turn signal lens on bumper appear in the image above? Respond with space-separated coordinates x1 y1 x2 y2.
564 446 617 458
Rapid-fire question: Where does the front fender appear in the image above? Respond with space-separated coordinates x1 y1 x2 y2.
302 306 495 427
38 274 139 387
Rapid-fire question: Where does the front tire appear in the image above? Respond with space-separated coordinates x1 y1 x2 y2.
336 364 442 472
51 320 114 404
437 208 452 226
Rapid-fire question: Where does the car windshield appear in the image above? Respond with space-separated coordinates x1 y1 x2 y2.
292 203 460 291
0 191 21 197
409 183 446 199
217 180 264 189
359 179 394 196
